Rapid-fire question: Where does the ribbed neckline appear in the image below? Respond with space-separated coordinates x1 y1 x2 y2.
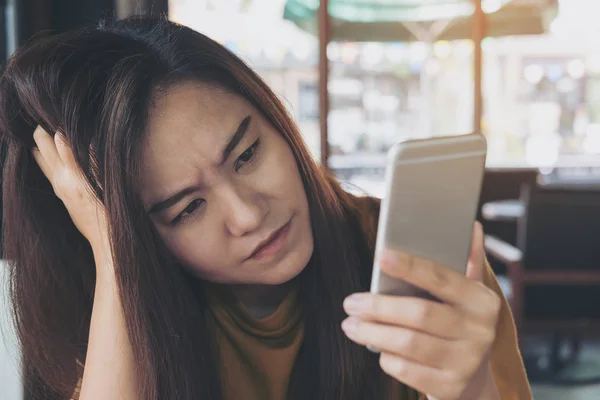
204 282 303 341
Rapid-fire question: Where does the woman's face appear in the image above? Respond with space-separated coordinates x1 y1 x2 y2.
139 82 313 285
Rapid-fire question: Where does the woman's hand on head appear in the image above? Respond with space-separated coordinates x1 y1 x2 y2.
342 223 501 400
32 126 110 257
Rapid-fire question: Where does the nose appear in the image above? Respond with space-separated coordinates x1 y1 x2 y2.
216 182 268 237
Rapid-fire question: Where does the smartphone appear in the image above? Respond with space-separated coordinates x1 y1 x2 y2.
370 133 487 300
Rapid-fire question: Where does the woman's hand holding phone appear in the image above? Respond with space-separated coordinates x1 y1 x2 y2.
342 223 501 400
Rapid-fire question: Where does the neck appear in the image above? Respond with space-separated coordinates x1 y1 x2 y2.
230 281 293 319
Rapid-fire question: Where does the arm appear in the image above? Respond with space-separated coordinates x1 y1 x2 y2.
76 247 139 399
33 127 139 399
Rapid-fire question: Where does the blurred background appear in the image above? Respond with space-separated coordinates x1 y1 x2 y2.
2 0 600 398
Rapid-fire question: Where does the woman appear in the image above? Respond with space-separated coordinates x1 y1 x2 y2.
0 17 531 399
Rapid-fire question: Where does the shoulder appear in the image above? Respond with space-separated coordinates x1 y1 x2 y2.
347 195 381 249
481 259 533 398
353 194 381 214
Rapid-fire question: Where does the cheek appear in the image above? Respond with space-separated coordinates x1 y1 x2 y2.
158 225 226 275
260 140 304 194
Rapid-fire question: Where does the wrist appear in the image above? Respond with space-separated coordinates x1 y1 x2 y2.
461 360 500 400
91 239 116 283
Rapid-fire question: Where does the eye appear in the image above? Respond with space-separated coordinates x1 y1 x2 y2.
235 138 261 171
171 199 204 225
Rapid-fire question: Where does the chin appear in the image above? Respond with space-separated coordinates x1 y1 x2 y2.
258 241 314 286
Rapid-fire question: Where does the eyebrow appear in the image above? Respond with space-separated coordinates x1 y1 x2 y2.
148 115 252 215
219 115 252 166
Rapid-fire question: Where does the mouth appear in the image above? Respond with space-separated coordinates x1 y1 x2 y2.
247 217 293 261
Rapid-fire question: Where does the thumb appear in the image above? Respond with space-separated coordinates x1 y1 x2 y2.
465 221 486 283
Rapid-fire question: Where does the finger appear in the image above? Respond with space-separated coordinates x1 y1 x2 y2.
378 352 461 400
32 148 53 181
54 131 78 168
341 317 458 369
380 250 495 314
33 126 61 168
465 222 486 283
343 293 466 339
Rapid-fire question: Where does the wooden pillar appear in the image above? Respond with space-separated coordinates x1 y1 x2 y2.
318 0 330 167
473 0 485 134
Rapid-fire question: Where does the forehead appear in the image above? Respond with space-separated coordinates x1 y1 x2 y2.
138 82 254 201
145 82 251 152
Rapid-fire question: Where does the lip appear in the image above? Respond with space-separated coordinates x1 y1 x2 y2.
247 217 292 260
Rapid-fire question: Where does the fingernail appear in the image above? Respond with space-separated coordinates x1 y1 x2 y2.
343 293 369 315
381 250 402 263
33 125 45 139
380 251 408 272
341 317 359 334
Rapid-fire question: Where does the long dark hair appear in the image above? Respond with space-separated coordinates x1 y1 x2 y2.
0 17 390 399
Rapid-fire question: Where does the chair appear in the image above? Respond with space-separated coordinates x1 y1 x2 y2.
484 184 600 382
477 168 538 247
